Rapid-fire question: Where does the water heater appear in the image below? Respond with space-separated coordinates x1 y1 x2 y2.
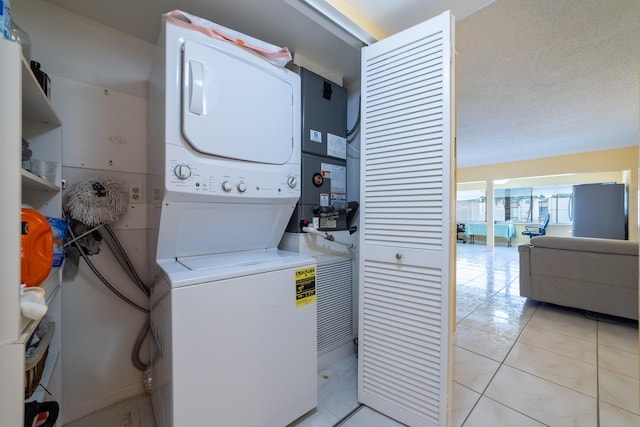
287 68 357 232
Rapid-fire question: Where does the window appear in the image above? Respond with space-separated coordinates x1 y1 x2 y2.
494 187 532 223
457 185 574 224
497 185 572 223
456 189 486 222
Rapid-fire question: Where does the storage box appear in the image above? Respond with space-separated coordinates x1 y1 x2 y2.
24 321 54 399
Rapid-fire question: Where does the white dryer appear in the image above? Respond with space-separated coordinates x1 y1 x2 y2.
147 12 317 427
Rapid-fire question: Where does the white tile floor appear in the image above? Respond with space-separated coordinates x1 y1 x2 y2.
65 243 639 426
452 243 639 426
64 393 154 427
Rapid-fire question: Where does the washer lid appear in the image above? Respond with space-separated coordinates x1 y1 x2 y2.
158 249 315 287
181 39 296 165
179 248 301 271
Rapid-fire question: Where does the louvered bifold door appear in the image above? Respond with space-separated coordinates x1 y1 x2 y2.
358 11 455 427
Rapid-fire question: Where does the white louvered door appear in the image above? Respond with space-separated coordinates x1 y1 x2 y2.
358 11 455 427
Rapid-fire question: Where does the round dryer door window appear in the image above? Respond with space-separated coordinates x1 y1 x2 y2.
181 39 297 165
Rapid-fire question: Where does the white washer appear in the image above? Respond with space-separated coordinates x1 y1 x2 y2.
150 250 317 426
147 14 317 427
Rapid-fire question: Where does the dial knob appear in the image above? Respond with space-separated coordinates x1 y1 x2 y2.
174 164 191 180
221 181 233 192
237 182 248 193
287 176 297 188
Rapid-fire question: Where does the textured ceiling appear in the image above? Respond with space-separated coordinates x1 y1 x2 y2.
44 0 639 168
455 0 639 167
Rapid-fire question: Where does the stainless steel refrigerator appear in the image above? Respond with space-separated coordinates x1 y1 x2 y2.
571 183 627 239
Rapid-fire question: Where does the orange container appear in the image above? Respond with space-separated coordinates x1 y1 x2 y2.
21 208 53 287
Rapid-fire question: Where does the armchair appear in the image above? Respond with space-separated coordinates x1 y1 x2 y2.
522 212 550 238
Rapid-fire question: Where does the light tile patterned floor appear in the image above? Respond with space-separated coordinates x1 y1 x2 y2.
453 243 639 426
67 243 639 426
65 394 154 427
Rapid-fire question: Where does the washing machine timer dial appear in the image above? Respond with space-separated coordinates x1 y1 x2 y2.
287 176 297 188
174 164 192 180
221 181 233 192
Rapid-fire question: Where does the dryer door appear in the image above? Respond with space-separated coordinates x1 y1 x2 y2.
181 40 295 165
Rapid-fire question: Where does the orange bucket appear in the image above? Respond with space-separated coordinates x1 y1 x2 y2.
21 208 53 287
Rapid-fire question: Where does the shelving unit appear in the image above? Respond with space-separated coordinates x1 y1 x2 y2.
19 270 61 338
0 39 63 425
25 281 62 404
22 168 61 192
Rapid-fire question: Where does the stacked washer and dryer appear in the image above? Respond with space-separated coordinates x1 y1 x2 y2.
147 13 317 427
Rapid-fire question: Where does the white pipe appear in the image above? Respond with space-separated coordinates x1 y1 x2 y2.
302 225 355 249
302 225 330 239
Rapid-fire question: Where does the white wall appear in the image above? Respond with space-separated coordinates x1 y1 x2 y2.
13 0 154 422
13 0 152 97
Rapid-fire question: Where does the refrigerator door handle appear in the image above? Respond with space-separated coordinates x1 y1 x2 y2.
568 195 573 223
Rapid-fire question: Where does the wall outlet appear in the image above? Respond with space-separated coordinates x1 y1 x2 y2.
129 184 143 204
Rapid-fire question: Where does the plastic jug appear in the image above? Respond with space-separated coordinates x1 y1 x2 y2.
21 207 53 287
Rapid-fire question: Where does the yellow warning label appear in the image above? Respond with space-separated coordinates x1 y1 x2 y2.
295 266 316 307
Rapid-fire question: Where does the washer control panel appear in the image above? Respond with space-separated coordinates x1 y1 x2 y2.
166 150 299 199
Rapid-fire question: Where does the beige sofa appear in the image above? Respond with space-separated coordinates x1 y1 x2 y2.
518 236 639 320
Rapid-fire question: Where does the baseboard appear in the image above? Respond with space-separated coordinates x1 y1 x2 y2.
63 381 145 424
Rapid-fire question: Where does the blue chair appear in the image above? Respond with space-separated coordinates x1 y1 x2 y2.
522 212 550 237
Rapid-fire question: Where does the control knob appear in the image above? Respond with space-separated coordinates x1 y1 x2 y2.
287 176 297 188
237 183 248 193
221 181 233 192
174 164 192 180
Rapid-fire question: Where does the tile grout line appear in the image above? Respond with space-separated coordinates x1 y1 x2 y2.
455 246 631 425
591 313 640 419
458 285 546 426
454 260 501 426
478 303 546 426
333 403 364 426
